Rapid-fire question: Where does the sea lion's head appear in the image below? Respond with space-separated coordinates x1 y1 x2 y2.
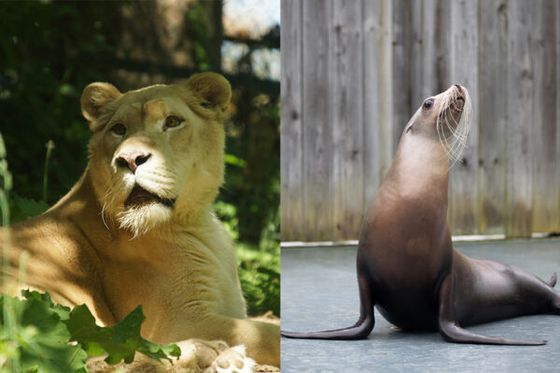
405 84 472 164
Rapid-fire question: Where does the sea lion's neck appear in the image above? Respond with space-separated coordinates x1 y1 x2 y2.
387 135 450 201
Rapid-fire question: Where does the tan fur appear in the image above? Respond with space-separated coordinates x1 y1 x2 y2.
0 73 279 370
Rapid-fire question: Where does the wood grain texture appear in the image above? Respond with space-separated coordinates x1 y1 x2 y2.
557 0 560 234
301 0 333 241
280 0 304 241
330 0 364 240
532 0 558 233
477 0 508 234
448 0 479 235
363 0 393 223
281 0 560 241
392 0 412 146
506 0 534 237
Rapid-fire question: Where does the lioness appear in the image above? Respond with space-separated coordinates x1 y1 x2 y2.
0 72 279 371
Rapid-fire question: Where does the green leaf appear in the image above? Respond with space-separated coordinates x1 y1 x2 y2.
65 304 180 365
9 195 49 223
224 154 247 168
0 294 88 373
22 290 71 320
1 292 180 372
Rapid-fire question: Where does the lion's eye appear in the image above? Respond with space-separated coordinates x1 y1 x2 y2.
110 123 127 136
423 99 434 110
164 115 184 130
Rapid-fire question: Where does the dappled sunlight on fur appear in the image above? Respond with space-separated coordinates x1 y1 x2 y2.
0 72 279 370
86 340 256 373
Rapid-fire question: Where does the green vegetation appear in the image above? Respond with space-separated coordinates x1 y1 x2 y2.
0 1 279 370
1 134 181 371
0 291 180 372
0 1 279 317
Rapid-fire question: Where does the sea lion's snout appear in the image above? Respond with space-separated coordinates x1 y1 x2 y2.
455 96 465 110
450 84 465 111
433 84 471 163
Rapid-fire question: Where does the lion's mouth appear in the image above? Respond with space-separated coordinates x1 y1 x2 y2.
124 185 175 208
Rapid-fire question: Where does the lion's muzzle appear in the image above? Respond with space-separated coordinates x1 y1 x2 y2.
125 184 176 208
114 151 152 174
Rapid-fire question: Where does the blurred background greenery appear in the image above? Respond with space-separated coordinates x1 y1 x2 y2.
0 0 279 316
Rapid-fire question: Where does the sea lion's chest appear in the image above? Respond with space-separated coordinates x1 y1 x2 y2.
359 194 452 330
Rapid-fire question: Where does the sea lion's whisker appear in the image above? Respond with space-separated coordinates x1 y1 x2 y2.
435 87 472 166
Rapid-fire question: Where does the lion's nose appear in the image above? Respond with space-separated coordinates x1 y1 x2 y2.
115 152 151 173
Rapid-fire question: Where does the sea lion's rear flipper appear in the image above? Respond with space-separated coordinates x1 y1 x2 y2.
281 268 375 340
437 275 547 346
547 272 557 288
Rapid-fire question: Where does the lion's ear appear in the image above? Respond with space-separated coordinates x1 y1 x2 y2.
184 72 232 110
81 82 121 125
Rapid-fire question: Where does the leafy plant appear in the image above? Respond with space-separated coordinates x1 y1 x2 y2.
0 291 180 372
238 242 279 316
215 200 280 316
9 196 49 224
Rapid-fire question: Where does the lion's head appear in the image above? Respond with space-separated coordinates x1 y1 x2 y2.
80 72 231 237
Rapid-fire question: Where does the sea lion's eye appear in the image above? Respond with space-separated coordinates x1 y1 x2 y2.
164 115 184 130
110 123 127 137
423 99 434 110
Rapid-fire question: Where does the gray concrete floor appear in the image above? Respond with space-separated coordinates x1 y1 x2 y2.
281 238 560 373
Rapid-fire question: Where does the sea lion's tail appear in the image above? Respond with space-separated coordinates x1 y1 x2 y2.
281 260 375 340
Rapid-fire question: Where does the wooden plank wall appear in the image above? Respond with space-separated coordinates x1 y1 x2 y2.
281 0 560 242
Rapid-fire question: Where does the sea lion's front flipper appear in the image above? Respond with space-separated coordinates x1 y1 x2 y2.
281 268 375 340
437 274 546 346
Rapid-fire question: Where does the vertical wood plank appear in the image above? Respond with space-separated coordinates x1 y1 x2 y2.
302 0 333 241
330 0 364 240
557 0 560 234
448 0 479 235
363 0 393 213
418 0 439 100
506 0 534 237
409 0 424 114
532 0 558 233
280 0 303 241
435 0 451 92
477 0 508 234
392 0 412 146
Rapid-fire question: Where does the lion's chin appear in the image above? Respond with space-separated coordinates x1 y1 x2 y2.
117 203 173 238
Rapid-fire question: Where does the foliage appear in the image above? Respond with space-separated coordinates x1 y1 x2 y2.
0 291 180 372
215 200 279 316
0 1 123 202
238 242 279 316
0 0 279 246
65 303 180 365
0 4 280 371
9 196 49 224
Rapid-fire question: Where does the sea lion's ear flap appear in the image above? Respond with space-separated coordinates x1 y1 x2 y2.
80 82 122 127
184 72 232 111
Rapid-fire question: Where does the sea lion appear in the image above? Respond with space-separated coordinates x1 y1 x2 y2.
282 84 560 345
